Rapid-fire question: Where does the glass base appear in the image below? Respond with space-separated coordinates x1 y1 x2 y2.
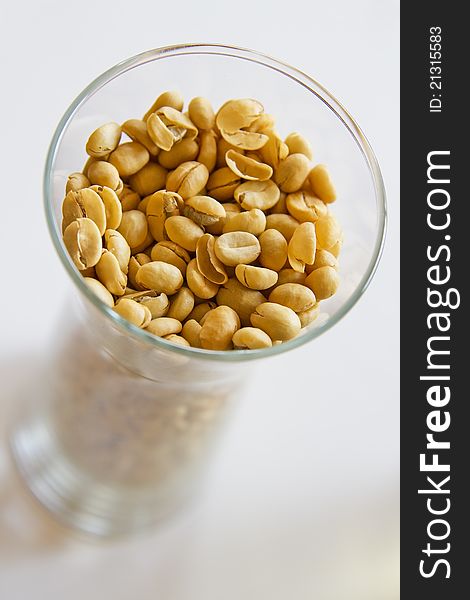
8 315 241 539
10 411 198 538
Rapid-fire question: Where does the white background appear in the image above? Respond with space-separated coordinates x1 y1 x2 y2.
0 1 400 598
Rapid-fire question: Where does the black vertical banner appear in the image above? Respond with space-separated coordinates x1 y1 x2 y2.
401 4 468 598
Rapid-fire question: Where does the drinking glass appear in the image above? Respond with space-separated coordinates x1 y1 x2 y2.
10 44 386 537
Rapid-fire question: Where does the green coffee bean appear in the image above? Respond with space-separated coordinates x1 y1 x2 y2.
197 130 218 173
298 303 320 328
128 162 167 197
104 229 131 274
286 191 327 223
89 185 122 231
214 232 261 267
84 277 114 307
235 264 278 290
216 98 264 133
167 287 195 322
109 142 150 178
265 214 300 241
95 249 127 296
250 302 301 341
277 268 307 286
222 208 266 236
284 132 313 160
305 266 340 300
268 283 316 312
315 215 342 250
165 215 204 252
186 259 219 299
259 229 288 271
86 122 121 158
114 298 152 328
181 319 202 347
136 261 183 295
117 209 149 250
308 164 336 203
196 233 228 284
146 317 182 337
158 139 199 169
184 195 225 227
225 150 272 181
66 172 90 193
164 334 190 347
143 90 184 121
166 161 209 199
63 218 102 270
288 222 316 273
88 161 120 190
232 327 272 349
274 153 310 193
188 97 216 130
306 249 338 273
199 305 240 350
234 179 280 211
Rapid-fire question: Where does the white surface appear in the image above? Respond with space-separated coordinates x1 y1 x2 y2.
0 1 400 598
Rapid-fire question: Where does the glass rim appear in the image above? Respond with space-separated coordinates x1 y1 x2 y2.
44 43 387 363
